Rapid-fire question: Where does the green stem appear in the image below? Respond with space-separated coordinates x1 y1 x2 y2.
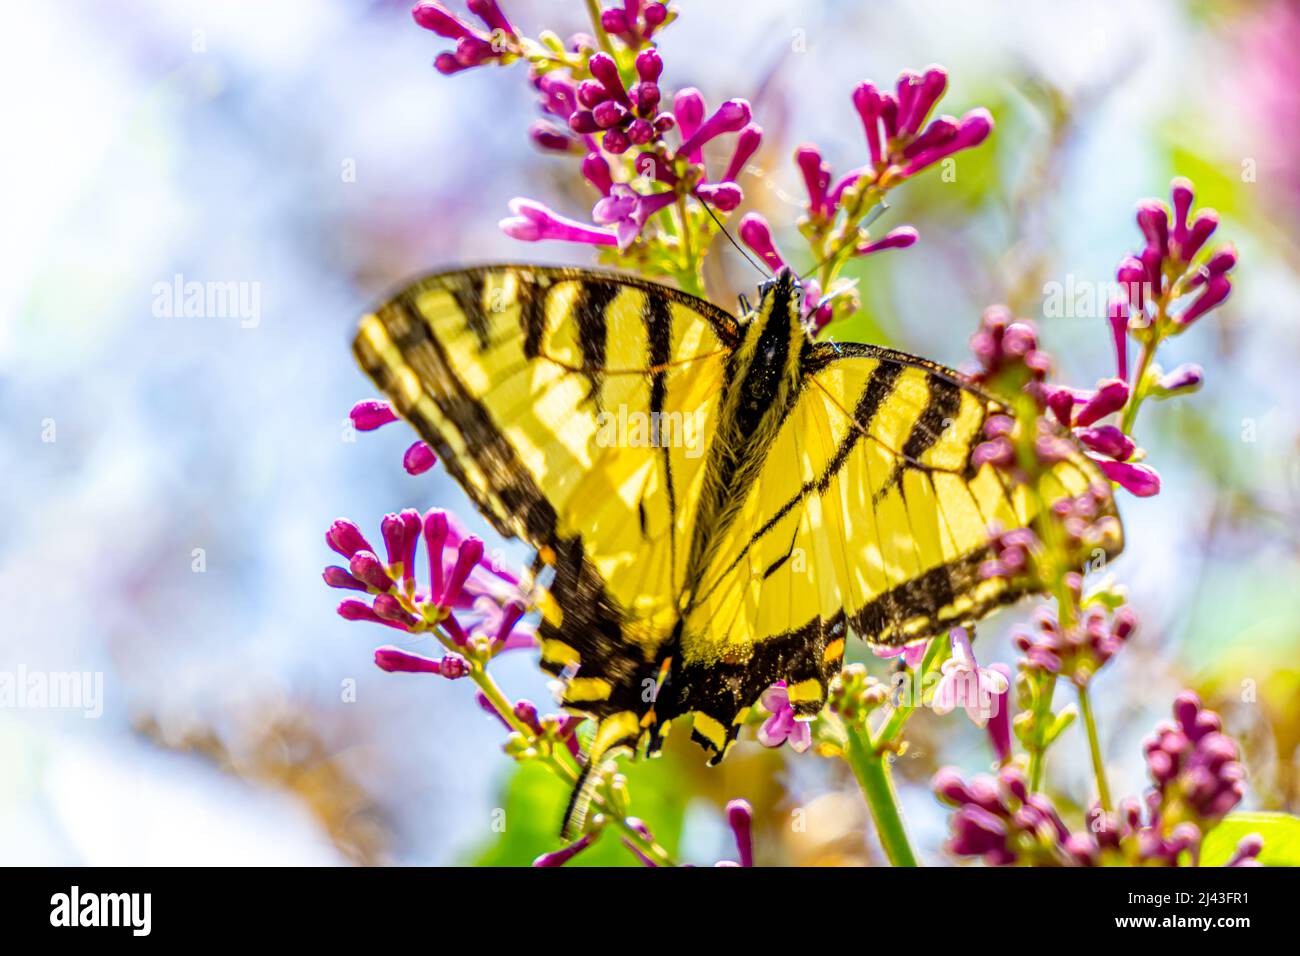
1120 337 1155 434
844 726 919 866
1077 682 1112 812
1027 673 1057 792
584 0 619 59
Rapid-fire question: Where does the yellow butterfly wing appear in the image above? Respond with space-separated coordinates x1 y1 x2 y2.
664 342 1122 760
353 265 737 722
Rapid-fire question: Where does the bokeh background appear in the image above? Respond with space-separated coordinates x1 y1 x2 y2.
3 0 1298 865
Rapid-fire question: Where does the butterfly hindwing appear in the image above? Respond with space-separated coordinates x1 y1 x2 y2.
663 341 1120 761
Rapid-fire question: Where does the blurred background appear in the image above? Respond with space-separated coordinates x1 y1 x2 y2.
2 0 1298 866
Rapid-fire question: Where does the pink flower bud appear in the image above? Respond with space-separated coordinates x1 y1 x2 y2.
852 81 883 166
423 508 449 599
440 536 485 606
350 550 395 592
582 152 614 195
1074 379 1130 427
528 120 575 153
533 830 600 867
592 99 629 129
1095 458 1161 497
1156 362 1203 395
1076 425 1135 461
466 0 514 35
1176 275 1230 326
412 2 474 39
326 519 373 559
673 87 705 143
1135 200 1170 252
722 123 763 183
738 213 785 272
323 566 367 591
725 799 754 867
855 226 919 257
695 182 742 211
676 99 752 160
1170 177 1195 249
373 593 416 628
349 399 398 431
588 53 627 103
375 645 442 673
793 143 830 217
635 47 663 82
1178 209 1218 262
403 441 437 475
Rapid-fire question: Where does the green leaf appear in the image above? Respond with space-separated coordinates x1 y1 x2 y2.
466 751 689 867
1043 704 1078 746
1200 812 1300 867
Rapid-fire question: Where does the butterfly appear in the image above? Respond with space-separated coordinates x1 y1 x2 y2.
354 264 1122 833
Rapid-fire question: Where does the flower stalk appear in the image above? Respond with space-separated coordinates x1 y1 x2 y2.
1076 682 1112 812
844 724 919 867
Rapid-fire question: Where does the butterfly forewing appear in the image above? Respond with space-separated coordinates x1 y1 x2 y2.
354 265 738 728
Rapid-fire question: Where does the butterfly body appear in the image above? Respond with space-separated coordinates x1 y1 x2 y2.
685 269 807 601
354 264 1121 831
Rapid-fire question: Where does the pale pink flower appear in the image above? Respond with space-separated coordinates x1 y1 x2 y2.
932 628 1009 728
756 682 812 753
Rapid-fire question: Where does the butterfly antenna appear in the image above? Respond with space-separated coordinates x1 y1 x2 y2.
798 199 892 283
694 191 771 280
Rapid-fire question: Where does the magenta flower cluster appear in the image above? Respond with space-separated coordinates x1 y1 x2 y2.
739 66 990 333
967 177 1239 504
934 694 1254 867
1013 602 1138 687
851 68 993 188
323 509 534 657
414 2 997 320
506 75 758 249
968 309 1158 497
1115 177 1236 338
413 0 519 75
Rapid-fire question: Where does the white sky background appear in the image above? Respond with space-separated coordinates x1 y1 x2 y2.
1 0 1295 864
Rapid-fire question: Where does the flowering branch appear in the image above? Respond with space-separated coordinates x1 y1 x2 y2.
323 2 1273 868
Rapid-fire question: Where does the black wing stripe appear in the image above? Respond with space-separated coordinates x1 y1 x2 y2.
392 292 561 544
447 272 492 351
902 375 963 462
517 270 549 360
575 281 618 403
644 291 679 576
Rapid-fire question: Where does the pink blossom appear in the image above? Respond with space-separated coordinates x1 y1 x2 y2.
499 198 618 246
932 628 1009 728
756 682 812 752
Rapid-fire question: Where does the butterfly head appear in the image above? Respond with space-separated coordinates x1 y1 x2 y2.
753 266 804 332
756 266 801 304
